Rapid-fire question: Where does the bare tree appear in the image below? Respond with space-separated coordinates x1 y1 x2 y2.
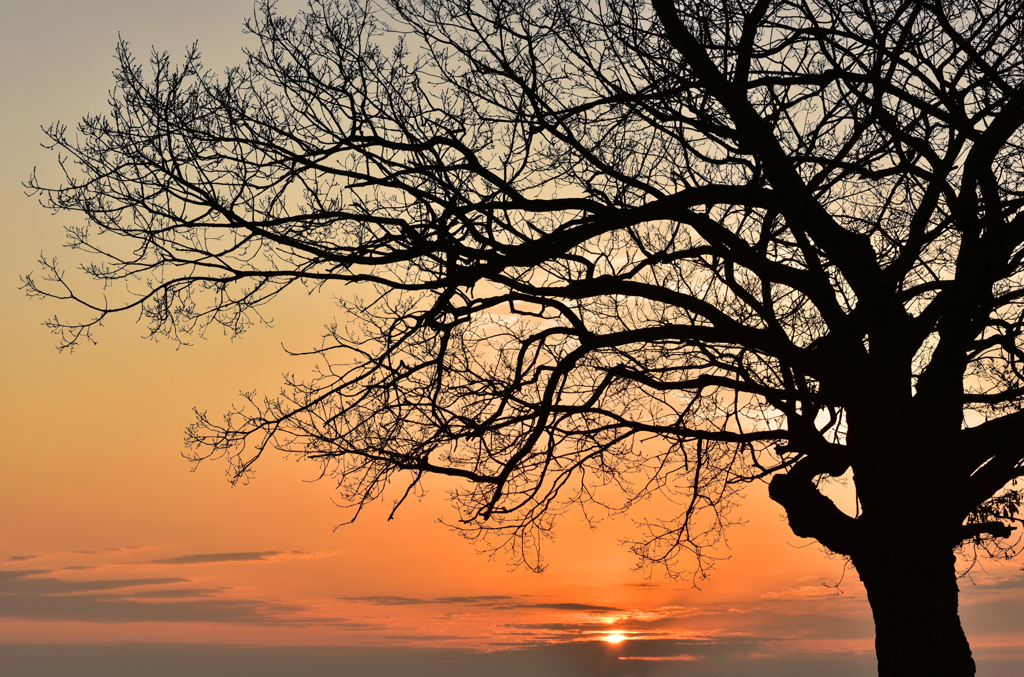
26 0 1024 674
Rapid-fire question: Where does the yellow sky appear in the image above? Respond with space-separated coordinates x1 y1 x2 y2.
2 2 1023 675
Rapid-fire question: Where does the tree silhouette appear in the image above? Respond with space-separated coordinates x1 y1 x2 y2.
26 0 1024 674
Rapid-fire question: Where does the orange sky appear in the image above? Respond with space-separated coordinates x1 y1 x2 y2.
2 2 1023 675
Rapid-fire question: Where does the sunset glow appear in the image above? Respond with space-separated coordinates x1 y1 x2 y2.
4 2 1024 677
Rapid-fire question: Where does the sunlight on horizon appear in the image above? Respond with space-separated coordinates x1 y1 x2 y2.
602 634 627 644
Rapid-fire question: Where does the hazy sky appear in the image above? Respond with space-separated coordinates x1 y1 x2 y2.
2 2 1023 675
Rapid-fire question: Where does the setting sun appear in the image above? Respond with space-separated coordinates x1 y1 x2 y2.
603 634 627 644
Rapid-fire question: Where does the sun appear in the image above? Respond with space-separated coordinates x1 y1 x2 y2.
603 634 627 644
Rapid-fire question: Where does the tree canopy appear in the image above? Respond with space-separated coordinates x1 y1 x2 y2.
27 0 1024 674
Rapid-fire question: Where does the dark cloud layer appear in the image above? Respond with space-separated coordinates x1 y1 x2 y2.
0 592 307 625
0 641 889 677
0 570 318 626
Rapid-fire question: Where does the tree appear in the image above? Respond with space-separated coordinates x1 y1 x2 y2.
25 0 1024 673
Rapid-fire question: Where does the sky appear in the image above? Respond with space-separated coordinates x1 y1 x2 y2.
2 1 1024 675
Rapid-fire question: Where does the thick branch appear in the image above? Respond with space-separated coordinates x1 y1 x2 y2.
768 453 858 556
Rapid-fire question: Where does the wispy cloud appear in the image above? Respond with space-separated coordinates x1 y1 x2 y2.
0 592 304 625
130 588 224 599
761 585 848 601
148 551 292 565
963 574 1024 593
341 595 515 607
340 595 617 613
0 547 150 568
383 634 476 642
70 547 146 556
522 603 622 613
0 569 351 626
435 596 515 605
501 620 625 635
0 570 187 595
342 595 435 606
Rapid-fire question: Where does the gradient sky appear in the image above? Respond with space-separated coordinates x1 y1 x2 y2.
2 2 1024 675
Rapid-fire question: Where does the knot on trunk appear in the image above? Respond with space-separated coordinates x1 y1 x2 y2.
769 453 859 556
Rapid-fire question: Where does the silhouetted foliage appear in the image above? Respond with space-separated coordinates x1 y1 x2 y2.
27 1 1024 674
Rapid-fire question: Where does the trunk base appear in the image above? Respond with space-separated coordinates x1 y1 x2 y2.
855 547 974 677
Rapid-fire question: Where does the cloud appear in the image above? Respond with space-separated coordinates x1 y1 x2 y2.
617 655 699 661
761 585 847 601
521 603 622 613
607 636 788 664
963 574 1024 593
130 588 224 599
148 551 292 565
342 596 434 606
341 595 515 607
1 547 148 568
500 597 876 646
71 547 145 556
0 592 308 625
435 596 515 605
0 569 345 626
1 555 40 564
340 596 616 613
961 595 1024 635
500 621 630 636
383 635 476 642
0 570 188 595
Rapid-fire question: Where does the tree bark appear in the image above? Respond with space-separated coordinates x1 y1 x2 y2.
854 546 975 677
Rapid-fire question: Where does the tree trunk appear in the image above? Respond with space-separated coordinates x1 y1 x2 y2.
854 546 975 677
